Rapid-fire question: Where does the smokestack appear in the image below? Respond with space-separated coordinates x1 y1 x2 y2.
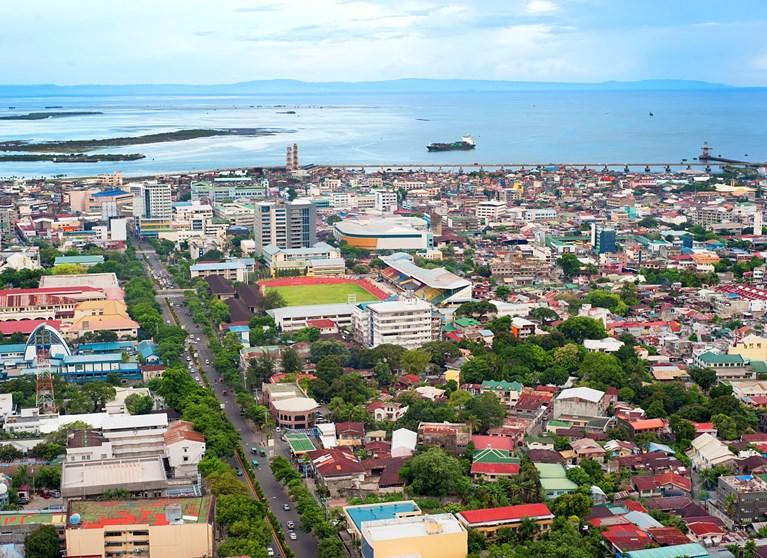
293 143 299 170
286 145 293 171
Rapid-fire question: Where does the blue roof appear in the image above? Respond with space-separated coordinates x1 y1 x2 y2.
92 188 128 197
60 354 123 364
624 543 708 558
137 340 157 359
228 325 250 333
345 502 419 532
648 442 676 455
78 341 133 353
0 344 27 354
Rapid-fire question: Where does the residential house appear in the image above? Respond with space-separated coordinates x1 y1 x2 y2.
418 422 471 455
456 503 554 538
686 434 736 471
631 473 692 498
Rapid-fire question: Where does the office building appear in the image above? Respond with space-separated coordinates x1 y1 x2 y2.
66 496 214 558
255 199 317 256
352 298 439 349
375 190 398 213
590 223 616 254
132 182 172 237
359 513 467 558
476 199 507 224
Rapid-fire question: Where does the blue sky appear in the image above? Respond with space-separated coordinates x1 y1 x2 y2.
1 0 766 85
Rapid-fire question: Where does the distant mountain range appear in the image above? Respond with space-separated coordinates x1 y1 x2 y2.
0 78 752 97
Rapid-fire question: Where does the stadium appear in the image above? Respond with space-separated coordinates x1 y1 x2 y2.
258 276 388 306
380 253 473 306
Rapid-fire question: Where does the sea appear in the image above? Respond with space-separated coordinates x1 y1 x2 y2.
0 89 766 178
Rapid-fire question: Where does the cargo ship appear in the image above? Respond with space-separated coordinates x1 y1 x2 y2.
427 135 475 152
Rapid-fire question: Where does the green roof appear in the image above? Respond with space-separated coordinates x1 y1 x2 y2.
285 432 316 454
454 317 481 328
624 543 708 558
534 463 568 479
547 420 572 428
698 352 747 364
472 448 520 464
751 360 767 374
540 477 578 491
54 255 104 265
0 512 65 526
481 380 523 392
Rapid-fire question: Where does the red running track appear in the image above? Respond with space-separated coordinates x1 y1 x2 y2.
258 276 388 300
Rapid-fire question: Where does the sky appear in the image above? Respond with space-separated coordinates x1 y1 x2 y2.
1 0 766 85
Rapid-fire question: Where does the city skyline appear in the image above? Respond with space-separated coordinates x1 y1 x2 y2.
1 0 766 86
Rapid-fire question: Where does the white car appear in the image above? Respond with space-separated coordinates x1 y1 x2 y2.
267 548 275 557
289 532 297 540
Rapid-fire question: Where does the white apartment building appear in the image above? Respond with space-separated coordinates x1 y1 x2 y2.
172 201 213 233
475 199 507 224
375 190 398 213
132 182 172 237
393 180 427 191
352 298 438 349
101 413 169 458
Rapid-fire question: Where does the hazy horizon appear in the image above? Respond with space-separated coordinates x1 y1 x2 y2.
1 1 766 86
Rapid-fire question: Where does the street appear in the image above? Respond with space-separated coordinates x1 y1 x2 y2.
140 245 319 558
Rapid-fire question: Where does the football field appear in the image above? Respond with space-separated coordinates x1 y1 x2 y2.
265 283 379 306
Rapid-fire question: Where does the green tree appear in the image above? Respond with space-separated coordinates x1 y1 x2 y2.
400 448 470 497
263 290 287 310
125 393 154 415
310 340 351 364
712 413 738 440
496 285 511 300
317 536 345 558
401 349 432 374
689 367 718 392
558 316 607 343
25 525 60 558
550 492 592 518
529 307 560 324
280 347 303 373
372 361 394 387
578 352 624 390
463 392 506 433
557 252 583 278
330 373 372 405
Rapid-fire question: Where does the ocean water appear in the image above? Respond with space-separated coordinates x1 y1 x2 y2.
0 90 766 177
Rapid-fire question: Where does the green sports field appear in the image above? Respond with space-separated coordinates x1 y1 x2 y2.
265 283 379 306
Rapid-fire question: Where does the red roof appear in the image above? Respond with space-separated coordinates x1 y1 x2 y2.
647 527 690 546
602 524 652 552
693 422 715 431
623 500 647 513
629 418 668 431
472 435 515 451
470 462 520 476
632 472 692 493
686 521 724 537
306 319 336 329
0 319 61 335
459 503 552 525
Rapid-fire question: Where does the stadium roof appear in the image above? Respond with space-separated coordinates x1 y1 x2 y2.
382 255 470 291
335 216 428 237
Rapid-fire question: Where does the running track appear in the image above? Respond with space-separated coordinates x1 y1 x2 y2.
258 276 388 300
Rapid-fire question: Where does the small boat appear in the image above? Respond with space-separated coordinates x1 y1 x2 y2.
649 112 654 116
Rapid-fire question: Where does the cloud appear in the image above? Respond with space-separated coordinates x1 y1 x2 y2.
234 3 283 12
525 0 559 15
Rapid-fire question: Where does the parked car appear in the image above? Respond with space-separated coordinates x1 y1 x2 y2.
287 521 295 529
283 503 291 511
267 547 274 557
289 532 297 540
235 468 243 477
252 458 259 467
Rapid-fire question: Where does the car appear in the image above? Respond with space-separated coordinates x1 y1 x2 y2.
252 458 259 467
287 521 295 529
235 468 243 477
289 532 297 540
283 503 291 511
205 359 210 364
274 426 281 433
267 548 275 557
259 448 267 457
251 447 258 454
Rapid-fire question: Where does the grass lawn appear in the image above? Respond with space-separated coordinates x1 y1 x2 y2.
266 283 378 306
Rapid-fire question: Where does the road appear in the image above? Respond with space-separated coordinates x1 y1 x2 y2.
141 243 319 558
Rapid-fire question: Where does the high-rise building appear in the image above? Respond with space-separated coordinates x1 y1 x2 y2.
590 223 616 254
254 199 317 255
754 210 763 237
352 298 439 349
132 182 172 237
